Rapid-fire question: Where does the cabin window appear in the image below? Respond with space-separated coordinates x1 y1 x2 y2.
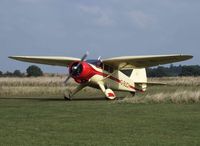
98 62 104 69
87 60 103 69
120 69 133 77
104 64 114 73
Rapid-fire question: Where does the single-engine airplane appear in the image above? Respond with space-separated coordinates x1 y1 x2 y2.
9 53 193 100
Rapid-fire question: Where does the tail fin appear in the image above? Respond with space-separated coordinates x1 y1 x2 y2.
130 68 147 92
130 68 147 83
121 68 165 92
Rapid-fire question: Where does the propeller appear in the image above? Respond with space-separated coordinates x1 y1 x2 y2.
64 52 89 85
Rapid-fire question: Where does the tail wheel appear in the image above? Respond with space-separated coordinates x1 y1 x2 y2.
130 92 136 97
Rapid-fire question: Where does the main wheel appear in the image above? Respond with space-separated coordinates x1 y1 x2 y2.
64 90 72 100
64 95 71 100
105 89 116 100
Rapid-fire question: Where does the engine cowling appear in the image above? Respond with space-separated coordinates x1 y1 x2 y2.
69 61 95 84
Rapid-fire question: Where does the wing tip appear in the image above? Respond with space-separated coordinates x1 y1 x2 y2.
8 56 22 60
179 54 193 60
8 56 16 59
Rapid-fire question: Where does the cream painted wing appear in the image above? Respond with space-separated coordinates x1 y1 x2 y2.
9 56 80 67
102 54 193 68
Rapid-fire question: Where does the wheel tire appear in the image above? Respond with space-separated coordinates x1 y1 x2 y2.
130 92 135 97
64 90 72 101
64 95 71 101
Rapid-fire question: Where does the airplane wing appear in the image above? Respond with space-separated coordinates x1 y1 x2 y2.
102 54 193 69
9 56 80 67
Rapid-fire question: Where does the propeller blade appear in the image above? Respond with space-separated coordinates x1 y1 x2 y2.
98 56 102 61
76 51 89 69
64 75 71 85
80 51 89 62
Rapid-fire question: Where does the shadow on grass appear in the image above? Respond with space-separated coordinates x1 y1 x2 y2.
0 97 108 101
0 96 126 102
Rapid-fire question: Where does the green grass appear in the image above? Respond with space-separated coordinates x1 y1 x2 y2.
0 98 200 146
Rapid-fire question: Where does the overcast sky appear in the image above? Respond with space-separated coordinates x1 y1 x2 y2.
0 0 199 73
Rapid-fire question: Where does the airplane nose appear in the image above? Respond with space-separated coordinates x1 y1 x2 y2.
69 61 95 84
70 62 83 77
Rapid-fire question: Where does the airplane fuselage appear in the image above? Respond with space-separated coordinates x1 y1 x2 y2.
69 61 143 93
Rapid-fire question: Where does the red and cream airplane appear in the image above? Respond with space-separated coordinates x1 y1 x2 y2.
9 53 192 100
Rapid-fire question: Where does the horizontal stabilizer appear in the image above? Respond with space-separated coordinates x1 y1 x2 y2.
135 82 167 86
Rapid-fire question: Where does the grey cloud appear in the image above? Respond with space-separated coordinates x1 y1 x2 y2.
78 5 115 27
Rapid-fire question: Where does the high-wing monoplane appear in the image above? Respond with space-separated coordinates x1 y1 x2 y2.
9 53 193 100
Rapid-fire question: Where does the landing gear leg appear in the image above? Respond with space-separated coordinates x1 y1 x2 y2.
64 84 87 101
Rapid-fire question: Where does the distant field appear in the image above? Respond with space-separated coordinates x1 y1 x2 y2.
0 77 103 99
0 76 200 103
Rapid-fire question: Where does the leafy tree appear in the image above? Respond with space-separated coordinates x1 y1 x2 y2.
0 71 2 77
26 65 43 77
147 66 169 77
4 71 13 77
147 65 200 77
179 65 200 76
13 70 23 77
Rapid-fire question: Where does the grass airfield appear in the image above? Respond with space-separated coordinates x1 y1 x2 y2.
0 77 200 146
0 98 200 146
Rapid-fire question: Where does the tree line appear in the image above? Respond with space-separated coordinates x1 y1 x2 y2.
147 65 200 77
1 64 200 77
0 65 43 77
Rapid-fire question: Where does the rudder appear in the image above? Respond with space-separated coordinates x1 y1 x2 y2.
130 68 147 91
